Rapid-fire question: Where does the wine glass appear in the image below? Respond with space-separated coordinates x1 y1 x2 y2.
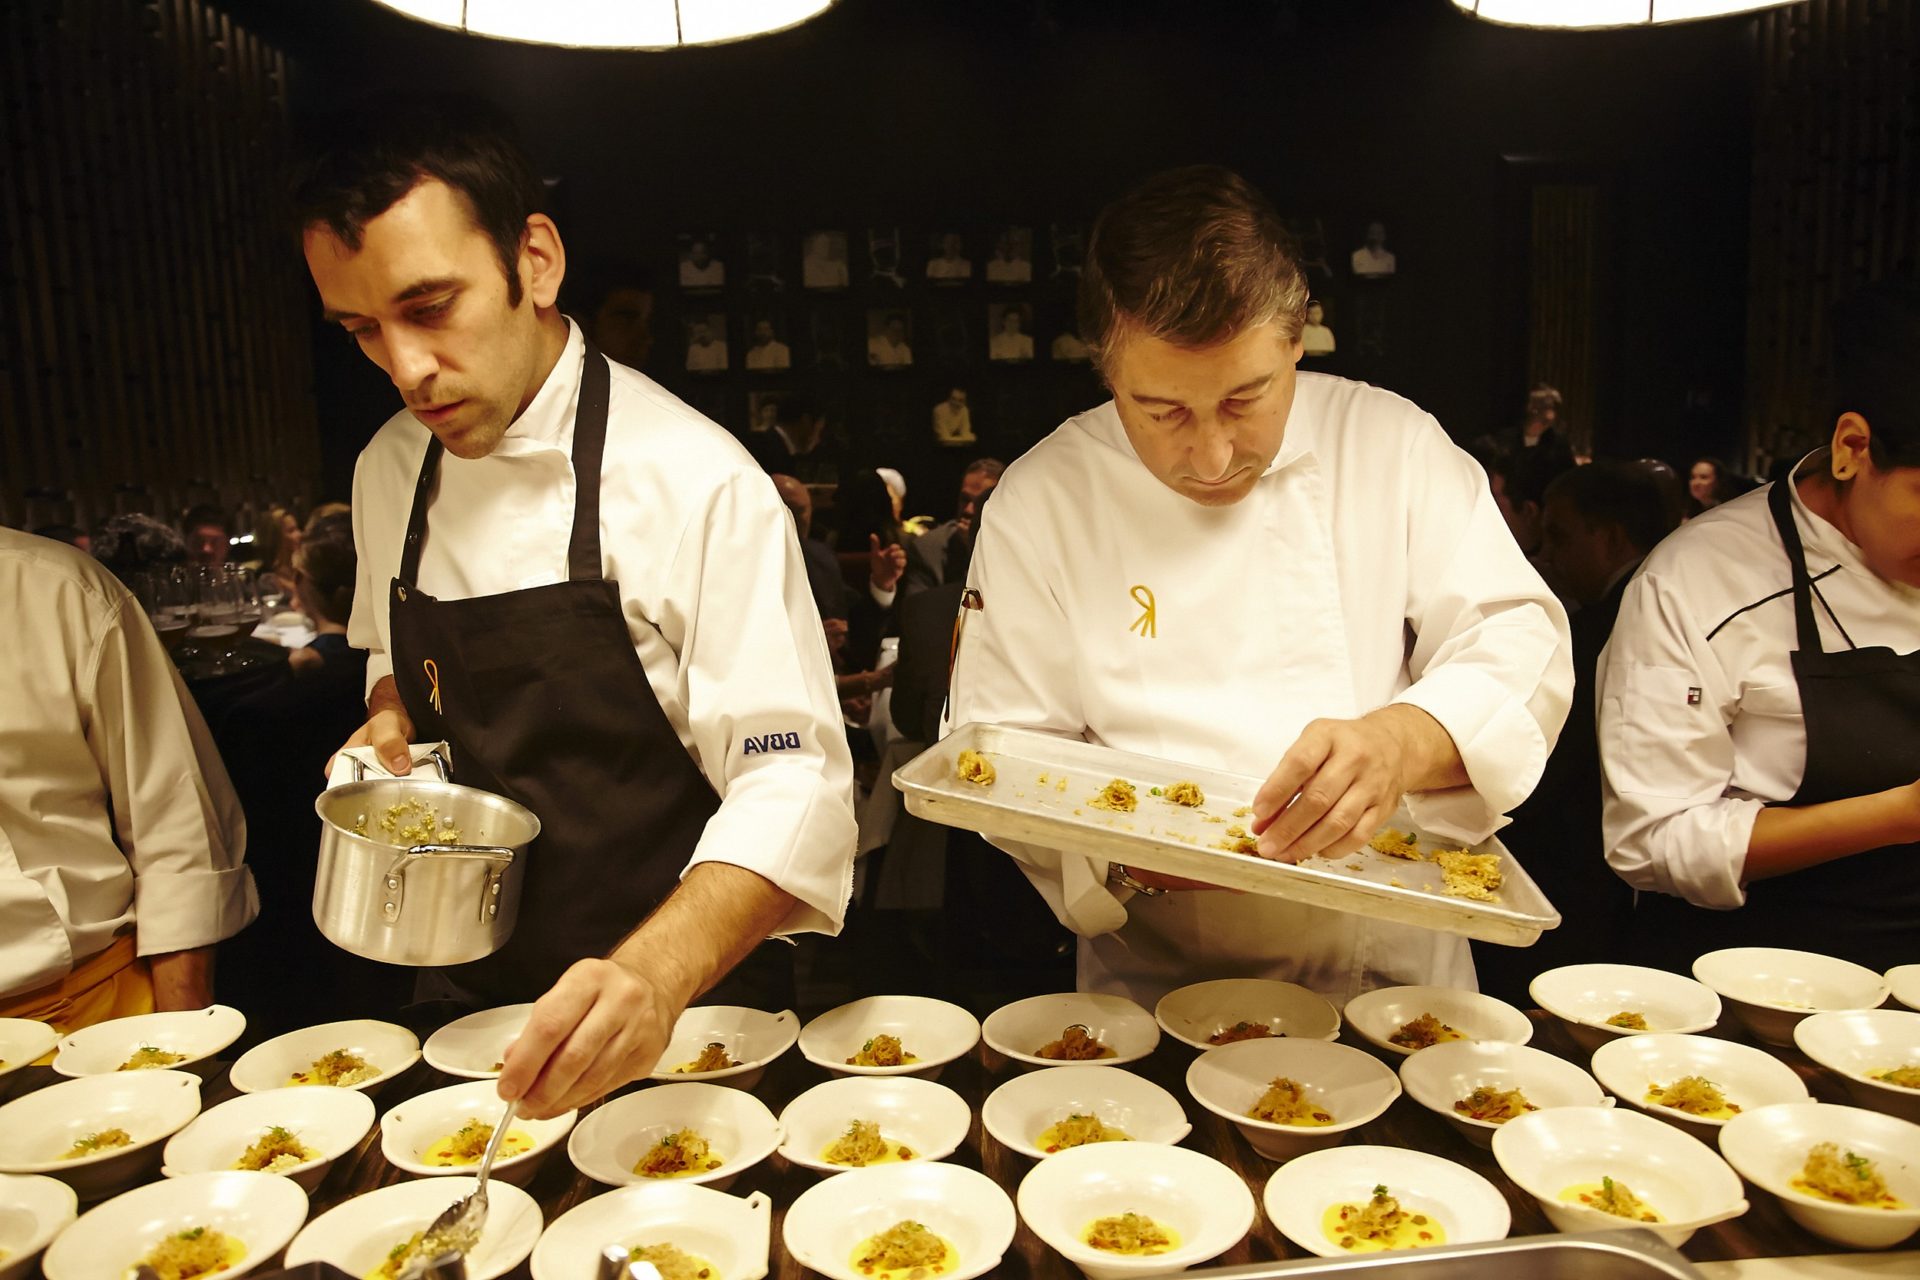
139 568 193 654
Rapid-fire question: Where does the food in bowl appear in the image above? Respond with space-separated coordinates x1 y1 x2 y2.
1159 781 1204 807
62 1126 133 1159
1646 1075 1740 1119
851 1219 954 1276
1207 1021 1276 1045
1085 1211 1177 1255
1453 1086 1537 1124
954 751 995 786
673 1043 739 1074
1872 1064 1920 1088
846 1034 917 1068
1035 1112 1129 1153
353 797 462 844
1035 1025 1112 1061
1248 1076 1335 1126
1607 1012 1650 1030
822 1119 915 1167
369 1221 473 1280
628 1242 719 1280
232 1125 317 1173
1793 1142 1907 1209
288 1048 380 1088
1433 850 1502 901
634 1128 723 1178
136 1225 245 1280
422 1116 534 1167
1369 829 1422 860
1390 1013 1465 1051
1089 779 1136 812
120 1045 188 1071
1563 1175 1661 1223
1324 1184 1444 1252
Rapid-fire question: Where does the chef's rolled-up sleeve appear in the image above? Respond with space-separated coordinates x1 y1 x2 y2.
673 471 856 934
1597 566 1755 909
1391 422 1574 843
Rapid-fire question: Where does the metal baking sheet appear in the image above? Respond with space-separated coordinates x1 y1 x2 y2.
893 723 1560 947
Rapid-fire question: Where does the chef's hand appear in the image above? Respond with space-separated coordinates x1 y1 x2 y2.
869 534 906 593
497 956 678 1120
822 616 849 657
1251 705 1465 863
326 674 416 777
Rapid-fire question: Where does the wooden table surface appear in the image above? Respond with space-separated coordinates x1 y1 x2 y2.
150 1008 1863 1279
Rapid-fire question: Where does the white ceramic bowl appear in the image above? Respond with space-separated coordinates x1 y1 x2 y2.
531 1184 770 1280
284 1176 542 1280
228 1019 420 1096
1262 1144 1510 1259
777 1075 971 1174
1529 963 1722 1054
647 1005 800 1091
162 1086 376 1191
1399 1040 1612 1149
1591 1033 1810 1140
51 1005 245 1078
782 1161 1015 1280
0 1174 77 1280
1888 965 1920 1014
1491 1104 1748 1248
1718 1101 1920 1250
1017 1141 1255 1280
0 1069 202 1199
1154 979 1341 1050
41 1170 306 1280
1185 1037 1400 1161
0 1020 58 1089
1794 1010 1920 1125
1343 986 1532 1060
380 1080 575 1185
422 1003 534 1080
983 993 1161 1069
1693 948 1890 1047
982 1066 1190 1161
798 995 981 1078
567 1081 780 1190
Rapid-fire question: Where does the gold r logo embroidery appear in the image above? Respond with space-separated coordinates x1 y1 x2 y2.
423 658 443 715
1128 584 1157 639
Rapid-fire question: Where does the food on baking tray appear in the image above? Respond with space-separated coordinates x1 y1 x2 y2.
136 1226 245 1280
1036 1112 1130 1153
954 750 996 786
1207 1020 1276 1045
1452 1085 1536 1124
422 1116 534 1167
1157 781 1205 807
634 1127 723 1178
674 1042 739 1074
846 1033 917 1067
119 1044 187 1071
851 1220 954 1277
232 1125 317 1172
1645 1074 1740 1119
1563 1175 1662 1222
1794 1142 1906 1208
1035 1024 1113 1061
1433 848 1502 900
1389 1013 1465 1051
352 797 463 844
1213 832 1258 853
1368 829 1422 860
822 1118 915 1166
62 1127 132 1159
1248 1075 1335 1126
289 1048 380 1087
1606 1011 1650 1030
1084 1211 1177 1255
1325 1184 1444 1252
627 1243 720 1280
1872 1063 1920 1088
1089 778 1137 812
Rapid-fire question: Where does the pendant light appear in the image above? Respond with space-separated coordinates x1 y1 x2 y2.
367 0 837 49
1451 0 1799 28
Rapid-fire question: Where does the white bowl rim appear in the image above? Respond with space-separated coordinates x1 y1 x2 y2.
1184 1038 1401 1136
1590 1032 1811 1125
0 1172 78 1262
1490 1104 1748 1230
1792 1010 1920 1097
0 1019 60 1081
1692 947 1891 1011
1718 1101 1920 1219
1342 985 1534 1055
40 1168 308 1280
228 1019 421 1094
379 1080 576 1177
1014 1140 1257 1267
1400 1040 1611 1132
283 1174 542 1279
1153 978 1343 1049
647 1006 801 1083
566 1081 783 1187
1260 1142 1512 1257
161 1085 377 1177
421 1003 536 1079
797 995 982 1075
780 1160 1015 1280
776 1075 971 1171
1528 963 1723 1035
529 1184 772 1280
0 1068 203 1172
50 1005 246 1077
982 992 1161 1067
981 1064 1191 1159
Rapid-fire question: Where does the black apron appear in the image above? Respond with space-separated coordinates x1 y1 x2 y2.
389 335 789 1008
1633 478 1920 972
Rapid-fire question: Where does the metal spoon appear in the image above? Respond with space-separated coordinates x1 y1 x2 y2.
398 1100 519 1280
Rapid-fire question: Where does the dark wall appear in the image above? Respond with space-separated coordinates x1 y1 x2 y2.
234 0 1753 514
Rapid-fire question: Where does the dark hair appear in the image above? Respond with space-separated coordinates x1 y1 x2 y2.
835 469 903 553
1494 441 1576 510
1829 276 1920 469
181 503 230 535
296 514 357 626
1545 461 1678 556
288 95 545 308
92 513 186 584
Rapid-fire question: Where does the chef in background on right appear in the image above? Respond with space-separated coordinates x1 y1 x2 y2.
1598 278 1920 973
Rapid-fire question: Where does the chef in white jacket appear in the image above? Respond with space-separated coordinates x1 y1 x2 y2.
950 167 1572 1007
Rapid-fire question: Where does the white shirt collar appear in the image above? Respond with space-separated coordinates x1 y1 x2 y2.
490 318 584 459
1788 449 1920 601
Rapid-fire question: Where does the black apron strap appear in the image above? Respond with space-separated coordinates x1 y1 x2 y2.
1765 476 1823 657
399 437 445 586
566 335 611 583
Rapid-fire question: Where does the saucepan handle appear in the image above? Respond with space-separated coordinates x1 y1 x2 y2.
379 844 517 924
350 746 453 783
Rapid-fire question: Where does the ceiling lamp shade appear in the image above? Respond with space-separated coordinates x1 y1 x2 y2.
1451 0 1800 27
368 0 838 48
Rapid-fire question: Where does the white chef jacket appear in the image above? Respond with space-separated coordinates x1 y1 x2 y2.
349 320 857 936
0 531 257 997
950 374 1572 1008
1597 475 1920 909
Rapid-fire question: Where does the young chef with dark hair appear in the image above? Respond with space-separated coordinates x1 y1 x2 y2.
949 166 1572 1007
290 97 855 1119
1599 278 1920 972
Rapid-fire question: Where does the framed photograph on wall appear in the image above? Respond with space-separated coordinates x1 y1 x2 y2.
744 312 793 372
867 227 907 289
1351 220 1397 278
683 313 729 373
866 308 914 368
746 231 785 291
802 230 849 290
985 226 1033 284
677 233 725 291
987 302 1035 363
926 230 973 283
1302 297 1336 357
